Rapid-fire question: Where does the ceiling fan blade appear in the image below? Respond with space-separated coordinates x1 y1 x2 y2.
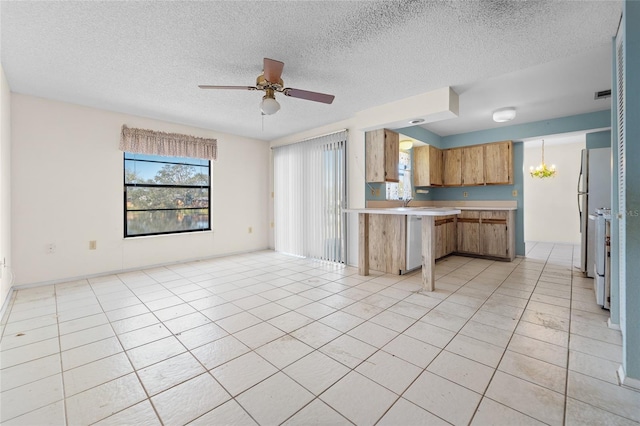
263 58 284 83
198 85 257 90
284 88 335 104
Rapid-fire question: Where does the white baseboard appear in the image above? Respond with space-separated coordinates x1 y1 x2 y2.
0 287 15 325
12 247 271 291
617 365 640 391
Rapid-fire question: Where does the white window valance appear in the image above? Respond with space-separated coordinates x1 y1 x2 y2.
119 125 217 160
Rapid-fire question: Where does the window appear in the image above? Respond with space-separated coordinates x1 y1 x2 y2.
124 153 210 237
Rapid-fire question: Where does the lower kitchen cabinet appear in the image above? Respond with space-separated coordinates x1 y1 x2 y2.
480 211 510 258
453 210 515 261
367 214 406 274
457 211 481 255
435 215 457 259
364 209 516 275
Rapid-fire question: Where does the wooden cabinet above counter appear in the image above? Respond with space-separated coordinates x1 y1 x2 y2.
415 140 513 187
365 129 399 183
364 128 513 187
413 145 443 187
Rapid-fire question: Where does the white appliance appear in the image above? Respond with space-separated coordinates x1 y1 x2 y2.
405 215 422 273
591 208 611 308
578 148 611 277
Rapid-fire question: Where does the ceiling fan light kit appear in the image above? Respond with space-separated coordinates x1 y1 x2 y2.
261 90 280 115
493 107 516 122
200 58 335 116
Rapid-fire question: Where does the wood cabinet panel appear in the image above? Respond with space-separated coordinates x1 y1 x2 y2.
435 215 457 259
462 145 484 186
484 141 513 184
384 130 400 182
446 220 457 254
413 145 443 187
368 214 405 273
365 129 399 183
456 210 480 254
435 220 446 259
443 148 462 186
480 211 509 258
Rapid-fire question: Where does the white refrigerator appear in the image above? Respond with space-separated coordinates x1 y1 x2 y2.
578 148 611 277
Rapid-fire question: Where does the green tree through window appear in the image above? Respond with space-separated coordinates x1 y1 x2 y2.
124 153 211 237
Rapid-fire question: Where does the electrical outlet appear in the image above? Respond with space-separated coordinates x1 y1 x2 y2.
248 227 253 234
463 191 469 198
46 243 56 254
89 240 97 250
512 189 518 197
375 188 381 197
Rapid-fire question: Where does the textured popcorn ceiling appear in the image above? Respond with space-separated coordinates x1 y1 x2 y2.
0 1 622 141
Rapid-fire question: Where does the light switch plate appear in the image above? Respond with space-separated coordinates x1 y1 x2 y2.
512 190 518 197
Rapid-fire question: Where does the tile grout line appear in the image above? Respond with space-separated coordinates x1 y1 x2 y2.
54 282 72 426
465 251 552 425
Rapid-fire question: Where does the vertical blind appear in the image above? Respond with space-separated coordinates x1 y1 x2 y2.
273 130 347 263
615 20 626 337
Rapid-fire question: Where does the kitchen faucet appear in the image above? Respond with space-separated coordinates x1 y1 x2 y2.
402 196 413 207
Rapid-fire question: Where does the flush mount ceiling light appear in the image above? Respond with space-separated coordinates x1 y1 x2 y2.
409 118 425 125
260 91 281 115
530 139 557 178
493 107 516 123
399 139 413 150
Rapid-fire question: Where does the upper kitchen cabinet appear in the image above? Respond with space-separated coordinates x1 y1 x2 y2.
413 145 443 187
461 145 484 185
441 140 513 187
484 141 513 185
366 129 399 183
443 147 463 186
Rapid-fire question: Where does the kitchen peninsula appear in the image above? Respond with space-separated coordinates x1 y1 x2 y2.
345 207 461 292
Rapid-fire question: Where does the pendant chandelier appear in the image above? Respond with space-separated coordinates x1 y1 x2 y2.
530 140 557 178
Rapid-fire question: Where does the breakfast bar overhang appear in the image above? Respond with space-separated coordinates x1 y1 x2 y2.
345 207 462 291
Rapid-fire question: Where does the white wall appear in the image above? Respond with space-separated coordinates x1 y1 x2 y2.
11 94 270 286
0 65 12 308
523 139 585 244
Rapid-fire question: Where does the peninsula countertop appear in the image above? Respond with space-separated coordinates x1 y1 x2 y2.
344 207 462 215
344 206 462 292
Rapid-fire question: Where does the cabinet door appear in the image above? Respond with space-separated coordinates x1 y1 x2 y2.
443 148 462 186
435 220 446 259
446 219 457 254
456 210 480 254
480 211 509 257
368 214 406 273
462 145 484 186
412 146 431 187
384 130 399 182
365 129 399 183
484 141 513 184
436 216 456 257
430 146 443 186
413 145 443 187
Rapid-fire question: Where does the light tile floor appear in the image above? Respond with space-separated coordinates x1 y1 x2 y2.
1 243 639 425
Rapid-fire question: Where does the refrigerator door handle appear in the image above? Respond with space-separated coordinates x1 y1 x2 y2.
578 193 583 231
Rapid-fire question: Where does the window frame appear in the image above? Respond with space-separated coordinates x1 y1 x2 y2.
123 153 211 238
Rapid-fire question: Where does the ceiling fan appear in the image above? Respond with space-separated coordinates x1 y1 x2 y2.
199 58 335 115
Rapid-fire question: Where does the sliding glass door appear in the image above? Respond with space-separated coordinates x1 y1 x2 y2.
273 131 347 263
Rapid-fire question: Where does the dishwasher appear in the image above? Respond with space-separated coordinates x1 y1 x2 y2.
403 215 422 274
